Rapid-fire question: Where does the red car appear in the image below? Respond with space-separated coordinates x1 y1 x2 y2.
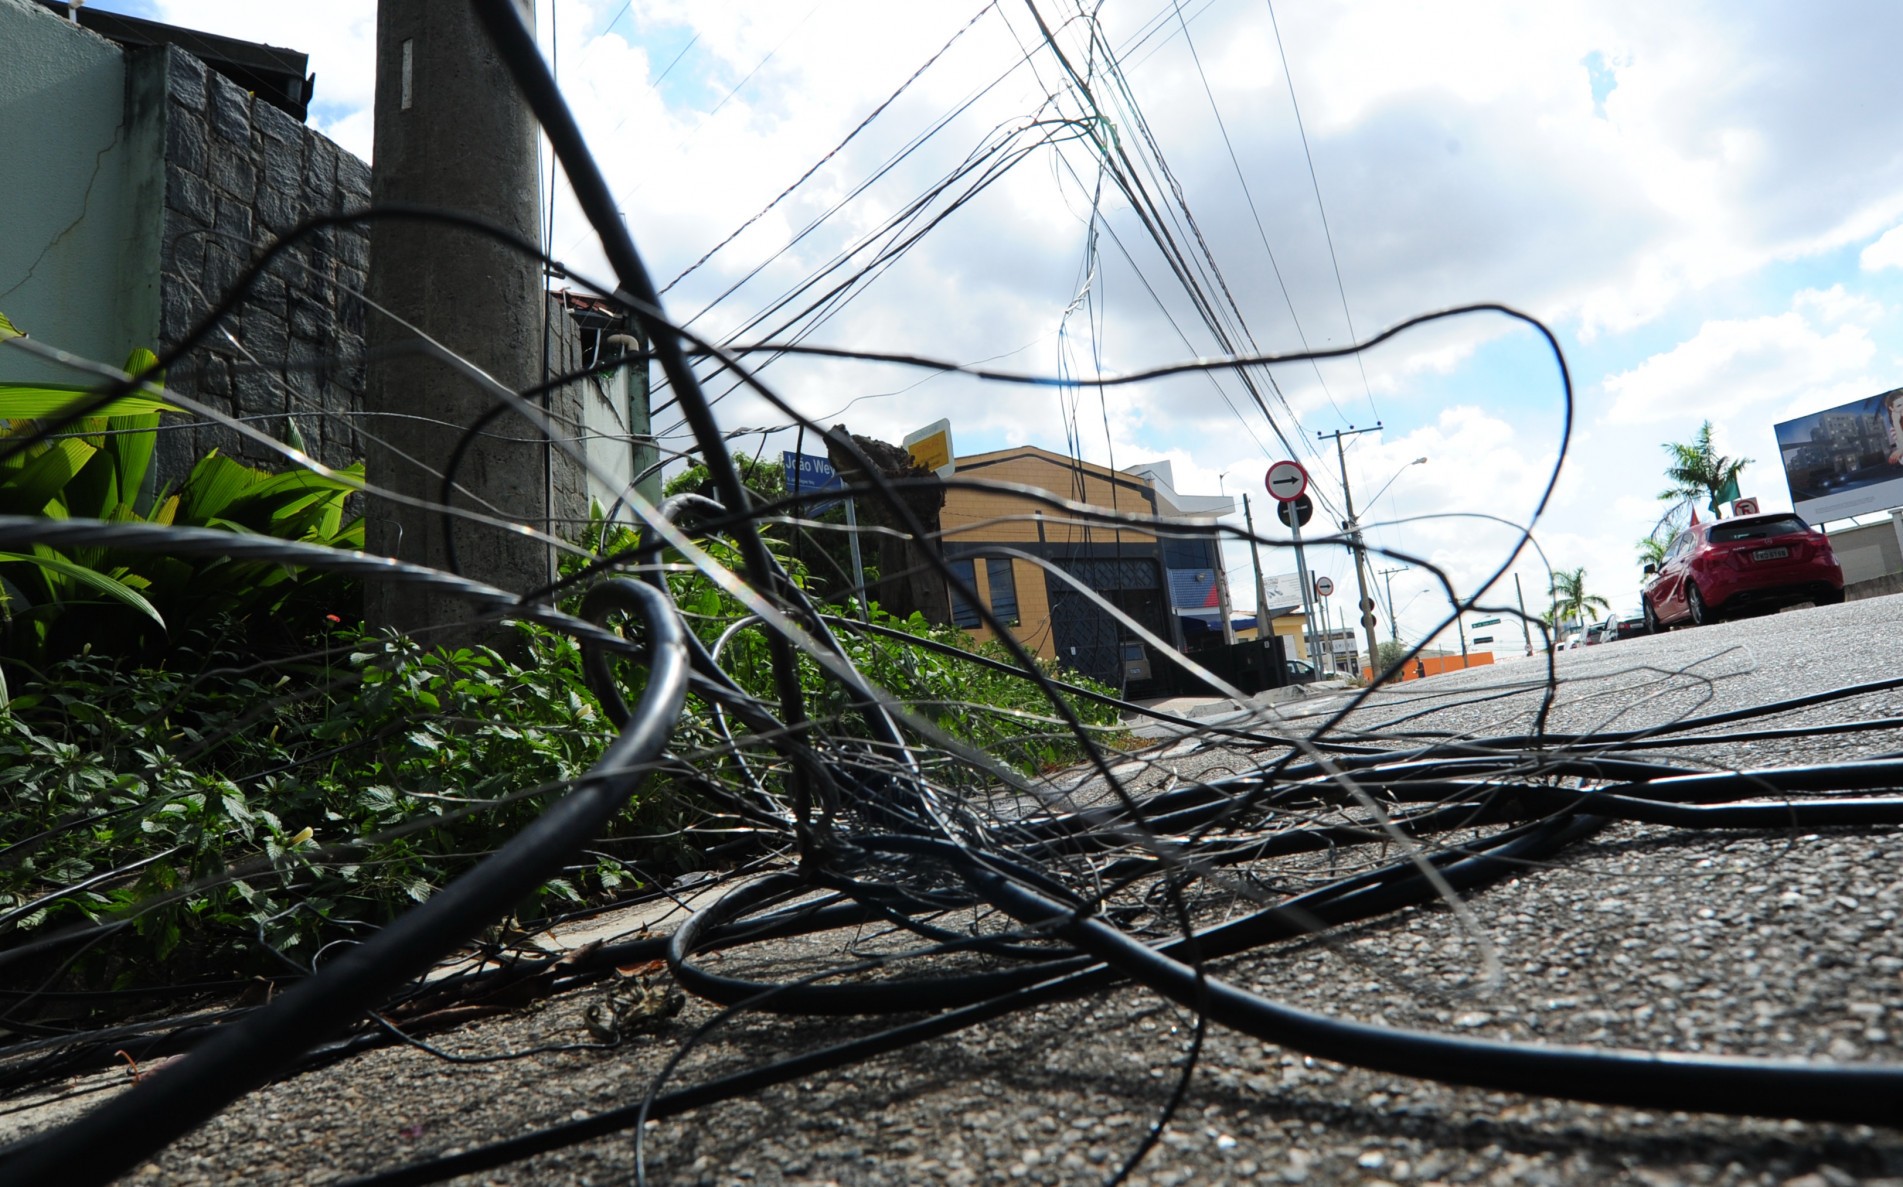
1641 512 1844 629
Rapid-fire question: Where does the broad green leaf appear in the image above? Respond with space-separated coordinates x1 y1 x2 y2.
105 411 160 510
122 346 162 379
245 466 363 504
0 549 164 626
0 383 176 419
0 436 96 515
63 444 121 520
177 453 261 523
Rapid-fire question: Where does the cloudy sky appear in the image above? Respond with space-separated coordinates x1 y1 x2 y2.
103 0 1903 650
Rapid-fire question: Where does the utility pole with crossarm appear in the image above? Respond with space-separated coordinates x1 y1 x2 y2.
1319 424 1384 676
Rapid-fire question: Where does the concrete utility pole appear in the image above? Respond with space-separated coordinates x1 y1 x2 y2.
1514 572 1534 656
1241 493 1271 640
365 0 548 635
1319 425 1383 679
1378 564 1409 644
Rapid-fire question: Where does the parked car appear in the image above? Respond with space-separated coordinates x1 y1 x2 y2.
1286 658 1320 684
1641 512 1843 629
1603 608 1647 641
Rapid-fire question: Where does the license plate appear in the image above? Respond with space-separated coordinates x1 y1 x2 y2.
1751 547 1789 560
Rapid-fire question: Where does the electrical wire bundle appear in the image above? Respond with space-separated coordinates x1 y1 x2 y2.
5 3 1903 1185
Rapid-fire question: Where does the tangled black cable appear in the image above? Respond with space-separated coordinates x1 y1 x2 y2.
7 3 1903 1186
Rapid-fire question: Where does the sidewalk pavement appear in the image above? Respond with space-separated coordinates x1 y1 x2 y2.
1124 677 1359 737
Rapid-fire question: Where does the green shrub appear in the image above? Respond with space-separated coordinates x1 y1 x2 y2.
0 622 640 986
0 325 364 677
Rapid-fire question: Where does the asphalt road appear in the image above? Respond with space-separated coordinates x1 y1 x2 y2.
14 593 1903 1185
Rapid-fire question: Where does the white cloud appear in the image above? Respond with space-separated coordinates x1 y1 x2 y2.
1793 284 1883 324
1861 224 1903 272
1604 304 1878 425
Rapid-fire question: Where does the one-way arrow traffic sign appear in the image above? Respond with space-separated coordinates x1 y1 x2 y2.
1265 460 1309 502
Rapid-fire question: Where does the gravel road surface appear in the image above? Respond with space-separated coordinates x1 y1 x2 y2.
13 594 1903 1185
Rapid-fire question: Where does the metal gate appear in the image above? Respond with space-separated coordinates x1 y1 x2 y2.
1047 557 1168 689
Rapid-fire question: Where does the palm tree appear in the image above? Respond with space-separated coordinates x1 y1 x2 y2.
1636 532 1668 568
1660 420 1752 518
1548 566 1611 632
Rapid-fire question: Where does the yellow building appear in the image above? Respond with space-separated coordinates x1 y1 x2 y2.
937 446 1263 689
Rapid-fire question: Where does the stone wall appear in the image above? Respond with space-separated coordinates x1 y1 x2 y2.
142 40 602 565
139 43 372 495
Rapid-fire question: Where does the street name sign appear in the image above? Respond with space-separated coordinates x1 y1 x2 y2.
782 451 846 515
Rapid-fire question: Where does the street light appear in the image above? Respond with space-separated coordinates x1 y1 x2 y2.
1366 456 1428 513
1359 457 1427 647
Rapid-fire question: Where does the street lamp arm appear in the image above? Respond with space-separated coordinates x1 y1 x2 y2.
1365 456 1428 513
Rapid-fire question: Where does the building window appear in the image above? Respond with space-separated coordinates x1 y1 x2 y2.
948 559 981 628
986 558 1019 625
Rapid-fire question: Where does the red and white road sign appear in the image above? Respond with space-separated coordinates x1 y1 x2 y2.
1265 460 1309 502
1314 575 1335 597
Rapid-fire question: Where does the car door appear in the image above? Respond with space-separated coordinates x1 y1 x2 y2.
1652 529 1695 621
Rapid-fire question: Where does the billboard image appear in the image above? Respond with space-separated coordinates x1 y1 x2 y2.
1774 387 1903 524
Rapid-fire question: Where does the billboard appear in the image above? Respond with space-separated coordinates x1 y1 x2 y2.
1261 572 1309 607
1774 387 1903 525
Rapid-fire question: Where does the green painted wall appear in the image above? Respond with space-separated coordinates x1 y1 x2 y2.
0 0 163 383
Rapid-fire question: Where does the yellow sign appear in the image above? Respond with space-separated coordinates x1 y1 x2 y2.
903 418 955 477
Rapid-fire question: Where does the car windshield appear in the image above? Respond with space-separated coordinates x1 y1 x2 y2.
1709 515 1808 544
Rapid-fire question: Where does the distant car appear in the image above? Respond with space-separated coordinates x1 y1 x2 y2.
1641 512 1844 629
1286 658 1320 684
1603 608 1647 641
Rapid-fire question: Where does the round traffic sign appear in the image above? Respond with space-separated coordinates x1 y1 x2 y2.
1314 575 1335 598
1265 460 1309 502
1275 493 1314 529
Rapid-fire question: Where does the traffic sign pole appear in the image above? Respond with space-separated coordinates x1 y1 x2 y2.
1268 461 1322 677
1289 511 1320 679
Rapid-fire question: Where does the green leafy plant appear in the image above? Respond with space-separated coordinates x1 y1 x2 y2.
568 501 1121 778
0 323 364 674
0 622 641 989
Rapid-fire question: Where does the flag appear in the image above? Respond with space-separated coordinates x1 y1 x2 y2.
1689 505 1700 526
1709 473 1741 516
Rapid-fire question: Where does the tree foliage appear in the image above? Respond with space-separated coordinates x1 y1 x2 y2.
1548 566 1610 629
1660 420 1751 518
1374 639 1409 672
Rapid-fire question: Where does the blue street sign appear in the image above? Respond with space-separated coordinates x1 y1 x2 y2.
782 451 846 515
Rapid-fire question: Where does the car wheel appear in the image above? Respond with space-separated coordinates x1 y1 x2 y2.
1819 589 1846 606
1641 597 1659 634
1687 582 1712 626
